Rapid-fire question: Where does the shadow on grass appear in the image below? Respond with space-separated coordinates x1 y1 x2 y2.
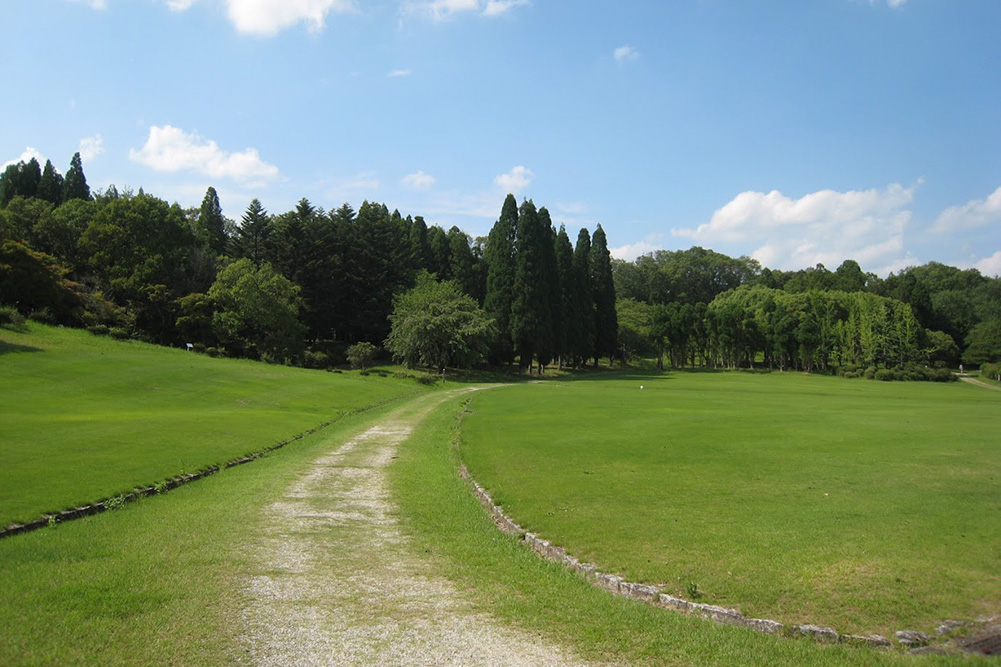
0 338 41 356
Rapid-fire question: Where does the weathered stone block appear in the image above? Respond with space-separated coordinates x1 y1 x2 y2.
792 624 840 642
657 594 691 612
620 582 660 603
895 630 932 647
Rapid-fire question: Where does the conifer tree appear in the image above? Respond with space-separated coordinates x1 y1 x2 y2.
232 198 272 266
196 186 227 255
554 224 575 365
62 152 91 202
571 228 595 366
448 226 479 300
536 207 561 368
511 199 554 371
590 224 618 364
38 160 64 204
483 194 518 364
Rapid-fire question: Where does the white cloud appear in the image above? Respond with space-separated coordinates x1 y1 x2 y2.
871 0 907 7
79 135 105 163
931 186 1001 233
2 147 46 170
483 0 529 17
403 0 527 21
673 183 918 275
401 170 436 190
975 251 1001 278
494 165 532 193
129 125 280 185
225 0 356 36
389 68 413 77
68 0 106 9
611 236 665 261
614 45 639 64
164 0 197 10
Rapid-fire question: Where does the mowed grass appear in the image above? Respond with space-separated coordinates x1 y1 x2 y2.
391 392 978 665
0 322 422 525
0 401 408 666
459 371 1001 637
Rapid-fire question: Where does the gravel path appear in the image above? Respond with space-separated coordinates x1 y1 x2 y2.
240 389 592 666
957 374 1001 391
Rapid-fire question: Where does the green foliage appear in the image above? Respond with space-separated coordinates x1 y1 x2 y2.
346 341 378 370
962 318 1001 365
208 259 305 362
980 361 1001 382
230 198 272 265
0 238 80 323
385 272 496 372
196 186 227 255
511 200 555 369
0 304 26 328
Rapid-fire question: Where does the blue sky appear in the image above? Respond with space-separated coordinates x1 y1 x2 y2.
3 0 999 276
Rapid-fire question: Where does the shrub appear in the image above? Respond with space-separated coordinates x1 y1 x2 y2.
346 341 378 370
86 324 110 336
109 327 131 340
303 350 331 369
28 307 56 324
863 367 876 380
982 362 1001 383
0 304 25 329
874 368 896 382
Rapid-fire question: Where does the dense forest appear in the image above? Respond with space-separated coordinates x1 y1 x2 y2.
1 153 999 379
0 154 617 373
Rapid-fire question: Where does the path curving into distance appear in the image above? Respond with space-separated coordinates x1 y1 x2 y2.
957 373 1001 392
240 388 595 667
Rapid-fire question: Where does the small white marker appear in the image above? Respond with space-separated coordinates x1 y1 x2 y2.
640 385 644 389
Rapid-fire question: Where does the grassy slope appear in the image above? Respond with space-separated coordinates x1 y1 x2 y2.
391 392 976 666
0 322 420 525
459 371 1001 637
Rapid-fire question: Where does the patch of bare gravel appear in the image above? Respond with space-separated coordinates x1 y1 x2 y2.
241 390 594 666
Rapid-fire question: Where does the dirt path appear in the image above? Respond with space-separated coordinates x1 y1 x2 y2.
240 389 592 666
958 374 1001 391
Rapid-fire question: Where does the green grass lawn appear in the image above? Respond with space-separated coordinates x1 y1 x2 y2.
459 370 1001 638
0 322 423 526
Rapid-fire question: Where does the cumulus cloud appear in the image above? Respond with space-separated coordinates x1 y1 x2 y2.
494 165 532 193
673 184 918 274
611 236 665 262
401 170 436 190
129 125 280 185
975 251 1001 278
2 147 46 170
614 45 639 64
931 186 1001 233
225 0 356 36
79 135 105 162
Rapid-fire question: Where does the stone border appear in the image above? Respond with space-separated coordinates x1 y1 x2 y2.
459 465 996 654
0 393 417 541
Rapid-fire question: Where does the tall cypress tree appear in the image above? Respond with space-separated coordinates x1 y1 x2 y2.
409 215 433 274
536 207 560 368
511 199 554 371
62 152 91 202
483 194 518 364
590 224 618 365
554 224 575 365
571 228 595 366
38 160 64 205
448 226 479 300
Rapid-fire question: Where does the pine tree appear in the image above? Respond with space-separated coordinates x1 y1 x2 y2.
232 198 272 266
409 215 433 273
536 207 561 368
483 194 518 364
196 186 227 255
62 152 91 202
448 226 479 299
590 224 618 365
37 160 64 205
428 225 451 279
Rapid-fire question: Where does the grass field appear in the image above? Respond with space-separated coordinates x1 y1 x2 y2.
459 370 1001 638
0 322 424 526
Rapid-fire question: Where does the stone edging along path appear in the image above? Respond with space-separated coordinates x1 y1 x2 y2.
0 393 417 541
459 465 996 655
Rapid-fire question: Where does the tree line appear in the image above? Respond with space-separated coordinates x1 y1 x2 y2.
614 249 1001 378
0 153 618 371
